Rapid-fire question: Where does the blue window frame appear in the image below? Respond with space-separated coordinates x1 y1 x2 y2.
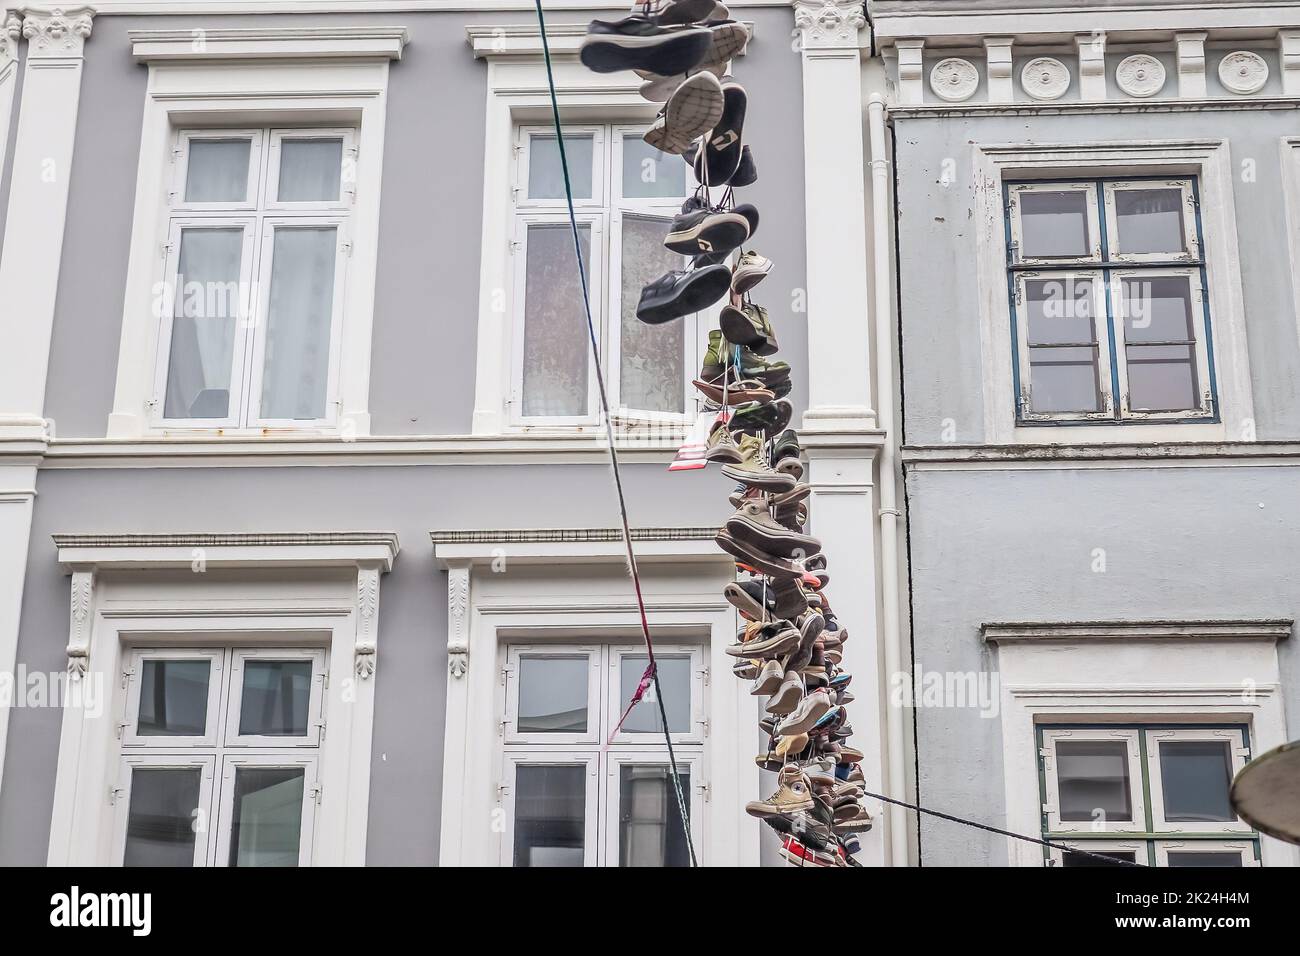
1004 176 1219 425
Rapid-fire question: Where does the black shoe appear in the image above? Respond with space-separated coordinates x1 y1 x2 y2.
636 264 731 324
698 82 747 184
581 20 711 76
731 145 758 187
692 249 731 268
665 208 749 256
731 399 793 438
733 202 759 239
656 0 718 26
721 302 778 356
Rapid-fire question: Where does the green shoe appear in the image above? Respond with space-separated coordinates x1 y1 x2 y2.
731 399 793 438
721 302 778 356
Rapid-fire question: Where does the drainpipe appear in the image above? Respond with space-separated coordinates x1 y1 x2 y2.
868 92 908 868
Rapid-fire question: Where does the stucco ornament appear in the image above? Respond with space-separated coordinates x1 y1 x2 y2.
1 11 21 61
930 58 979 102
793 0 866 48
1021 56 1071 100
1116 54 1167 97
1218 51 1268 94
22 7 93 54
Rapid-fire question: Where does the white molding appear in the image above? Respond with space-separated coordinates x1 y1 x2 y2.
984 620 1292 645
1175 31 1208 98
970 138 1253 446
984 37 1014 103
890 96 1300 118
0 5 93 439
87 0 792 10
905 440 1300 470
105 55 392 440
46 543 395 866
129 26 409 62
892 38 924 105
0 462 37 811
992 629 1297 867
793 0 868 51
430 527 726 569
1281 29 1300 94
1074 32 1107 101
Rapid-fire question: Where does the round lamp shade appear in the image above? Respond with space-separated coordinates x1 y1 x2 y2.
1230 740 1300 845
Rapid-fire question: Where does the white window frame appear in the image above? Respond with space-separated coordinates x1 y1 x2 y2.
1007 181 1103 266
503 644 603 746
1145 727 1252 834
499 751 601 868
213 752 320 868
1101 178 1201 265
604 749 703 869
973 140 1254 444
1041 727 1148 834
1012 269 1114 421
122 647 225 749
109 41 399 440
1155 840 1259 867
112 753 217 868
265 129 356 213
1046 838 1146 867
605 644 706 747
224 647 328 749
507 124 699 430
171 129 264 213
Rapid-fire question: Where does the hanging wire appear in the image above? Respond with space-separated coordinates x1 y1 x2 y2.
533 0 696 867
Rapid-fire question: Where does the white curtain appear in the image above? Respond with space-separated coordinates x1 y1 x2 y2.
259 227 338 420
163 228 243 419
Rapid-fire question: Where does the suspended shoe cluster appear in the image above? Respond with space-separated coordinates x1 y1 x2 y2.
582 0 870 867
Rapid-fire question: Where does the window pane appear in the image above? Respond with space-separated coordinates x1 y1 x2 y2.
185 139 251 203
1028 346 1101 413
619 765 690 867
1166 851 1244 867
259 226 337 420
1126 344 1198 411
138 660 210 736
620 217 685 413
124 768 201 867
517 656 588 733
228 767 305 867
1019 190 1090 258
622 136 686 199
1062 849 1137 867
1024 277 1097 345
521 223 591 417
163 228 245 420
528 134 593 200
1159 741 1235 823
1121 276 1195 343
238 660 312 736
1056 740 1133 822
619 654 690 734
1114 188 1186 256
513 765 586 867
278 138 343 202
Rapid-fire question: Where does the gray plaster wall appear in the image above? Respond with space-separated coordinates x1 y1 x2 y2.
40 8 808 438
894 106 1300 445
0 460 729 865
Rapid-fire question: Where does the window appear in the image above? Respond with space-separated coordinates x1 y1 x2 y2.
1005 178 1216 424
1038 725 1259 867
511 125 699 425
499 643 705 866
113 646 326 866
154 128 354 429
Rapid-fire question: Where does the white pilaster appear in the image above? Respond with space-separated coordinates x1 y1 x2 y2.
1176 31 1208 98
0 10 21 192
1075 32 1107 100
437 561 472 865
0 5 93 439
794 1 876 433
0 462 37 805
984 37 1014 103
1279 30 1300 95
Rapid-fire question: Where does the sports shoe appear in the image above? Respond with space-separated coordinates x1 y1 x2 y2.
644 71 724 155
729 399 792 438
730 144 758 187
733 202 759 239
745 766 813 819
656 0 721 27
720 302 777 356
581 20 711 76
636 264 730 324
725 619 799 659
700 20 751 70
750 658 784 695
716 529 803 579
776 688 833 737
731 250 772 294
722 579 768 618
704 419 744 463
696 81 747 184
700 331 789 388
778 835 839 867
774 731 809 760
664 206 748 256
720 433 797 491
727 499 822 558
765 670 803 715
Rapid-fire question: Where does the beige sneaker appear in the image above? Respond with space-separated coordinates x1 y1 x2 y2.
745 765 814 818
731 250 773 294
721 433 796 492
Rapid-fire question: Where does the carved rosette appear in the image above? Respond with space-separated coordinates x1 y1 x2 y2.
355 567 379 679
929 57 979 102
793 0 867 50
447 566 469 679
1116 54 1167 97
1218 51 1268 95
66 571 94 680
21 7 93 57
1021 56 1071 100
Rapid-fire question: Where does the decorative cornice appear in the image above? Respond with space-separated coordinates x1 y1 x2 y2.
904 440 1300 469
430 527 717 545
21 6 93 58
430 527 727 569
54 531 400 570
889 95 1300 119
983 620 1292 645
128 25 409 62
793 0 867 51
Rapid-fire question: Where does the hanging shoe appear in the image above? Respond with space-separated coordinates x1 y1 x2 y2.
731 250 772 294
636 263 731 323
697 81 747 184
655 0 721 27
703 418 744 463
720 301 778 356
733 202 759 238
664 205 749 255
644 71 725 155
716 529 803 578
729 398 793 438
765 670 804 716
746 765 814 818
580 19 711 75
720 433 797 491
730 145 758 187
693 376 772 406
726 498 822 558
